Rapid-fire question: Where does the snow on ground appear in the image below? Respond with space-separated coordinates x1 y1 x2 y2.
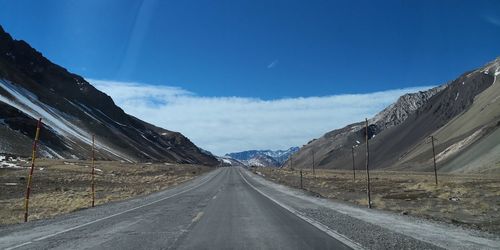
0 155 25 169
0 162 22 169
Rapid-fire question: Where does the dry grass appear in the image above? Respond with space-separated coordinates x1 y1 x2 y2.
255 168 500 234
0 159 211 225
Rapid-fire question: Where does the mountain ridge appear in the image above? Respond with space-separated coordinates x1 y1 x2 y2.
226 147 299 167
0 25 217 165
289 57 500 173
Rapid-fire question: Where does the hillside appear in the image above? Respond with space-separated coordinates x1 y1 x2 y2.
289 57 500 173
0 25 217 165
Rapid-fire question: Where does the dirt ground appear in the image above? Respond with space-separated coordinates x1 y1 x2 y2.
0 157 211 225
253 167 500 235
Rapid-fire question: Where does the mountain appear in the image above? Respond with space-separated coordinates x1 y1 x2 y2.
226 147 299 167
216 156 246 167
289 57 500 174
244 154 280 168
0 25 218 165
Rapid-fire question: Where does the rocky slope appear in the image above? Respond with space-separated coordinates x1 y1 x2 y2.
290 57 500 173
0 25 217 165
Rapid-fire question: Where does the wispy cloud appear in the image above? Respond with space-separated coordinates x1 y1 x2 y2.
267 59 279 69
89 79 432 155
482 14 500 27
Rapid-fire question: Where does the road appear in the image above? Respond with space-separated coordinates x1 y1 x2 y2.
0 167 351 250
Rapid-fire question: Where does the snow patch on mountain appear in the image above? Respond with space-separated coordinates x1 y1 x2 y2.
226 147 299 167
0 79 132 161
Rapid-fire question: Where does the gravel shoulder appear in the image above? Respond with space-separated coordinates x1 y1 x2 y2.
240 167 500 250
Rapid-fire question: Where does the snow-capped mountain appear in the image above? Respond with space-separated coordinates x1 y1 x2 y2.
216 156 246 167
244 154 280 168
0 25 217 165
225 147 299 167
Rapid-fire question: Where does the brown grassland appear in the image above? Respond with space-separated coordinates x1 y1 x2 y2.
0 158 211 225
253 167 500 234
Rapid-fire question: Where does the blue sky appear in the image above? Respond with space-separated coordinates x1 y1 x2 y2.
1 0 499 154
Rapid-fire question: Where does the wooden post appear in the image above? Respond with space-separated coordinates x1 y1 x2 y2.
300 170 303 189
91 135 96 207
365 118 372 209
24 118 42 222
311 149 315 177
431 136 438 186
351 146 356 181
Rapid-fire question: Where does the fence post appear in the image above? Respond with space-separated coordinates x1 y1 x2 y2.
24 118 42 222
311 149 315 177
431 136 438 186
352 146 356 181
365 118 372 209
300 170 303 189
91 135 95 207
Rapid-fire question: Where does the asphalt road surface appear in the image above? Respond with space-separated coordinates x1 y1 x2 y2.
0 167 351 250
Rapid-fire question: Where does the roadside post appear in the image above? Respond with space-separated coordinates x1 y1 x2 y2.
91 135 96 207
430 136 438 186
351 146 356 181
24 118 42 222
365 118 372 209
300 170 303 189
311 149 315 177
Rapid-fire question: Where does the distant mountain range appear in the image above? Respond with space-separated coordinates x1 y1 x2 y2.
290 57 500 174
0 25 217 165
225 147 299 167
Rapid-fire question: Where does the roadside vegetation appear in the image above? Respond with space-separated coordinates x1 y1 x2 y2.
253 167 500 234
0 158 210 225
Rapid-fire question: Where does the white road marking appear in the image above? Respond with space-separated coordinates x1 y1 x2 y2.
237 168 364 250
5 242 32 250
5 169 221 250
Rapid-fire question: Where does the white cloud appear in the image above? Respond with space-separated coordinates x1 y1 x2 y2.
89 79 432 155
267 60 279 69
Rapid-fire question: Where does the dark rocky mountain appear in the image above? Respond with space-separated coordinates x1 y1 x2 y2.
0 25 218 165
289 57 500 174
226 147 299 166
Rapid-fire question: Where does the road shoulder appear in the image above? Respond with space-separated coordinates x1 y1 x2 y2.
239 167 500 250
